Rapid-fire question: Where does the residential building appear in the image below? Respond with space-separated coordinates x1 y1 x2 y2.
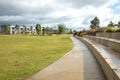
0 25 36 34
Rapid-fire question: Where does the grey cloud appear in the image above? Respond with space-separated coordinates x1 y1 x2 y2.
55 0 109 8
38 16 72 24
0 0 57 26
0 0 108 16
82 15 95 25
0 0 55 16
0 20 27 25
0 0 115 29
0 14 72 26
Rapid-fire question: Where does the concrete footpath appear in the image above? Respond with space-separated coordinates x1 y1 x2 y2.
26 37 107 80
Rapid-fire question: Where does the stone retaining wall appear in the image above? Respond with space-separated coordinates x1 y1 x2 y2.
96 33 120 40
75 36 120 80
83 35 120 53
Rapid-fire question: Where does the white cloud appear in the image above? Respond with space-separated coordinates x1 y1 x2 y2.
116 5 120 10
0 0 120 30
0 16 22 21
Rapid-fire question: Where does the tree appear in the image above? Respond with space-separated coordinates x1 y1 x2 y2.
42 27 45 35
69 29 73 34
23 25 27 34
90 24 95 29
107 21 114 27
52 26 58 34
58 24 66 34
15 24 20 34
30 26 33 33
45 27 52 36
118 21 120 28
90 17 100 29
35 24 41 35
4 24 10 34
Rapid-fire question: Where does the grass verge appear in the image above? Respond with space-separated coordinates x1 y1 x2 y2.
0 34 73 80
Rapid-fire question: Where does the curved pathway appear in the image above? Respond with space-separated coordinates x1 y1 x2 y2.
26 37 107 80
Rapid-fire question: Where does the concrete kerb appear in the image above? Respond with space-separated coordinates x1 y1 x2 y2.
84 35 120 53
75 36 120 80
114 71 120 80
96 33 120 40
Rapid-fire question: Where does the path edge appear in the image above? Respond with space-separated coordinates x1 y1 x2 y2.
75 36 120 80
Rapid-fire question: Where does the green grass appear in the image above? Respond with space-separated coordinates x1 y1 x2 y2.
0 34 73 80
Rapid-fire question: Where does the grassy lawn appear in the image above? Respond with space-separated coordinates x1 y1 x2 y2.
0 34 73 80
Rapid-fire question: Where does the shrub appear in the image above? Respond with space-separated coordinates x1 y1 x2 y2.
77 31 82 36
86 29 96 36
115 28 120 32
86 30 92 35
73 32 78 36
95 27 104 33
80 32 87 37
104 27 115 33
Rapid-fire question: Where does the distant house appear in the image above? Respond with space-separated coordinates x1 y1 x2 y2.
0 25 36 34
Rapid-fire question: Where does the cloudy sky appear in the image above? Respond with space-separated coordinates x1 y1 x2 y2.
0 0 120 30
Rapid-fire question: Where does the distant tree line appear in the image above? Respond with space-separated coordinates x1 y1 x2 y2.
90 17 100 29
35 23 72 36
0 23 73 35
90 17 120 29
73 16 120 37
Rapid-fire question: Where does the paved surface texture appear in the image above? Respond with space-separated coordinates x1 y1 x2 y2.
90 38 120 73
26 37 107 80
